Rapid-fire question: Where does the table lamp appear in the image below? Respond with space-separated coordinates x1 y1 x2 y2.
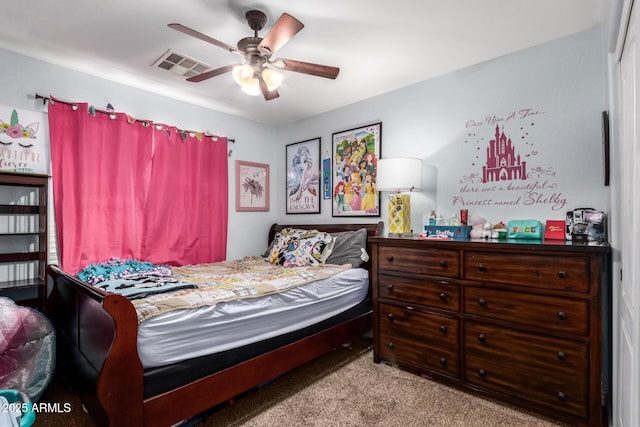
376 157 422 236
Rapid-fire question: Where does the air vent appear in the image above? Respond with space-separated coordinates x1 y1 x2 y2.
152 49 213 79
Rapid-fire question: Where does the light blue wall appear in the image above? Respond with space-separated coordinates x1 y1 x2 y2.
0 26 607 256
276 28 607 235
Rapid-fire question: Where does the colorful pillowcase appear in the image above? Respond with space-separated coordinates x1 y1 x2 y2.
267 228 333 267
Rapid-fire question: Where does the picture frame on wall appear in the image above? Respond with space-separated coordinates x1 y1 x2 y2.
286 137 321 214
332 122 381 217
602 110 610 186
235 160 269 212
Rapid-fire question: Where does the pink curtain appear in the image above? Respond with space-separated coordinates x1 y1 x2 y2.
142 127 228 265
49 100 228 273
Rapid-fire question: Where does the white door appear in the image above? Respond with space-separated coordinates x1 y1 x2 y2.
617 1 640 426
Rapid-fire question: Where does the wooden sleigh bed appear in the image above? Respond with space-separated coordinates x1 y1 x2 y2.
45 222 383 427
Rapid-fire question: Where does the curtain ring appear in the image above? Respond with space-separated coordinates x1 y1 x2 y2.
71 104 78 111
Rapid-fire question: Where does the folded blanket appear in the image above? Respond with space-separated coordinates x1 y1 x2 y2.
76 257 172 285
96 277 197 300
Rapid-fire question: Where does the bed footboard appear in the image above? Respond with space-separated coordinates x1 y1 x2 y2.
46 265 145 426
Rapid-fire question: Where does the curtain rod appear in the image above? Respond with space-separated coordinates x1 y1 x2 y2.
34 93 235 144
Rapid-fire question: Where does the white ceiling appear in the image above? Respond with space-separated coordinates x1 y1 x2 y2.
0 0 604 127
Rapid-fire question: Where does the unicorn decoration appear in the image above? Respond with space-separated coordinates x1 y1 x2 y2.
0 108 42 173
0 109 39 147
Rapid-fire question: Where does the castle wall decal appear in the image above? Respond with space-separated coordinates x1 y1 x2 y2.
483 124 527 183
451 108 569 212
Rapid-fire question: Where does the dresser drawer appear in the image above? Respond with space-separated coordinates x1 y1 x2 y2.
463 251 589 292
378 274 460 311
464 321 589 419
378 303 459 378
378 246 459 278
464 286 589 336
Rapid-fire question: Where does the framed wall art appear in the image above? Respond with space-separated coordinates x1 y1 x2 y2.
602 110 610 186
235 160 269 212
332 122 381 217
286 137 321 214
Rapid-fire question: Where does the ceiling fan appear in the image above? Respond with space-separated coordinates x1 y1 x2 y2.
168 10 340 101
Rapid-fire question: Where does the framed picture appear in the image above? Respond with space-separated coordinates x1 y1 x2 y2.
602 110 610 186
235 160 269 212
322 157 331 199
286 137 321 214
332 122 381 217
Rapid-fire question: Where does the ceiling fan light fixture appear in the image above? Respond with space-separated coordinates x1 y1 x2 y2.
232 63 255 87
262 67 283 91
169 10 339 100
241 78 261 96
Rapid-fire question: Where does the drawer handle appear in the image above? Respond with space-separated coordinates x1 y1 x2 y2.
477 264 487 272
439 292 447 302
557 351 567 361
387 342 394 349
477 298 487 306
387 313 394 322
387 284 394 291
386 255 394 262
439 260 447 267
557 311 567 321
439 325 447 333
557 270 568 279
440 357 447 366
478 334 486 343
478 369 487 378
557 392 567 402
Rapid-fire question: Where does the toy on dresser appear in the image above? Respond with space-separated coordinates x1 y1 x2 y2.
469 215 486 239
482 222 492 239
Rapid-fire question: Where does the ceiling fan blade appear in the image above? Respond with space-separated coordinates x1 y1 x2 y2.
273 58 340 79
187 64 235 82
257 13 304 57
259 77 280 101
168 23 243 56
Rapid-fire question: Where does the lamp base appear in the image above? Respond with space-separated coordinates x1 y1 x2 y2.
387 193 412 235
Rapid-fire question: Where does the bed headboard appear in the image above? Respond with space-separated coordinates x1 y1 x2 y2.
268 222 384 273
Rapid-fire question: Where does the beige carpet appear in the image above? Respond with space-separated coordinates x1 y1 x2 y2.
37 335 569 426
198 338 567 427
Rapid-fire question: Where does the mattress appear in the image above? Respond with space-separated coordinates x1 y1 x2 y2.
137 267 369 368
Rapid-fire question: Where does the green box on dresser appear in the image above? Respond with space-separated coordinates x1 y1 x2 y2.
369 235 610 427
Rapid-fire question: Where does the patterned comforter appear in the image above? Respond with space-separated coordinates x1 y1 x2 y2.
124 257 351 323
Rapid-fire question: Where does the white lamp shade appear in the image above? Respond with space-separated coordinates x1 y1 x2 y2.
262 67 283 91
232 64 255 87
240 78 260 96
376 157 422 192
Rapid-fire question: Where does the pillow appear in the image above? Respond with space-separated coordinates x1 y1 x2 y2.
267 228 333 266
324 228 369 268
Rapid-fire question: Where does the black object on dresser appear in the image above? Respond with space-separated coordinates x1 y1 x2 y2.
369 236 610 427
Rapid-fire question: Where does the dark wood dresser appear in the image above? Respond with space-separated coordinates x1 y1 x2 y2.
369 236 610 426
